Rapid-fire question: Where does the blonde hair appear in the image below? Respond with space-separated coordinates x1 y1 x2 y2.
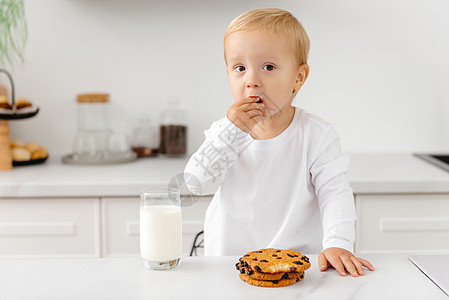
224 8 310 66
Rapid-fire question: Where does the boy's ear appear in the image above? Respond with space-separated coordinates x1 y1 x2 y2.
293 64 310 92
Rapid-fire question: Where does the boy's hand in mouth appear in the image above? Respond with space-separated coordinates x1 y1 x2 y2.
226 96 266 133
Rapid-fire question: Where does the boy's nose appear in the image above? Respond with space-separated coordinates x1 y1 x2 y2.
246 77 261 88
246 71 261 88
246 82 260 88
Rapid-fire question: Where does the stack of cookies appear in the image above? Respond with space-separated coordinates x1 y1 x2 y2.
236 248 310 287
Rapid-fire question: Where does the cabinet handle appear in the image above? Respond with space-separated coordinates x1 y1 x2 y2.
0 222 76 236
380 218 449 232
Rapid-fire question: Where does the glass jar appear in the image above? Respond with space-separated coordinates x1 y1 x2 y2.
131 115 159 157
75 93 112 158
159 97 187 156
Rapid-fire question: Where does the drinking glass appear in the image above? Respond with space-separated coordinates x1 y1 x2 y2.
140 187 182 270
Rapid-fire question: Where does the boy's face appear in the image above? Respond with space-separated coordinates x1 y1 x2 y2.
225 30 308 116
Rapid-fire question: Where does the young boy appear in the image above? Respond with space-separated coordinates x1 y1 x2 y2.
184 8 374 277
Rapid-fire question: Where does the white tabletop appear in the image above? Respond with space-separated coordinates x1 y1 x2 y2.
0 254 447 300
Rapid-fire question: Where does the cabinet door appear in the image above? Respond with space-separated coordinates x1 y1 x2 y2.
101 197 140 258
101 196 211 257
355 194 449 253
0 198 100 258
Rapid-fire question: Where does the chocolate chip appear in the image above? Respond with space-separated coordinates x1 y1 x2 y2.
282 273 289 279
247 269 254 275
271 280 279 284
287 254 294 258
252 258 257 261
260 260 268 263
235 263 240 270
301 256 309 262
300 274 304 279
244 254 250 257
256 251 263 253
272 254 277 257
296 278 299 282
276 257 282 259
293 261 303 265
240 268 245 274
255 266 262 272
276 250 281 252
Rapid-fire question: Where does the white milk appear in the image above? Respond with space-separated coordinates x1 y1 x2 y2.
140 205 182 262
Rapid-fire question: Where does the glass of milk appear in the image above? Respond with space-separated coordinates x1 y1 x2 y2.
140 187 182 270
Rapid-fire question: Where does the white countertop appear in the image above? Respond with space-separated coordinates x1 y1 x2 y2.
0 254 447 300
1 153 449 198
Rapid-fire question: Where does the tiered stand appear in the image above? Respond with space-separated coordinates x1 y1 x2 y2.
0 69 39 170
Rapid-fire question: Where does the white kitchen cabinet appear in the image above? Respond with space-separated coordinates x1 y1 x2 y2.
101 196 211 258
101 197 140 258
355 194 449 254
0 198 100 258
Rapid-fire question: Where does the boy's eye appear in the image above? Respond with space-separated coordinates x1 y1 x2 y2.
235 66 246 72
263 64 275 71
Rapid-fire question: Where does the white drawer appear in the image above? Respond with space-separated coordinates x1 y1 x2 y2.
355 194 449 254
0 198 100 258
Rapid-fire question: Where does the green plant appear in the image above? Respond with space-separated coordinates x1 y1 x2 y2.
0 0 27 67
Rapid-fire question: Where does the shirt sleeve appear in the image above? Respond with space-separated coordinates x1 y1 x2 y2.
184 117 249 195
309 125 356 253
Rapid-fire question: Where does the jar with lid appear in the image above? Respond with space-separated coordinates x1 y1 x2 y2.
131 115 159 157
74 93 112 158
159 97 187 156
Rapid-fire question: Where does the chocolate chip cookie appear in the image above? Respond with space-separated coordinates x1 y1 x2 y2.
239 273 301 287
236 261 304 281
239 248 310 273
236 248 310 287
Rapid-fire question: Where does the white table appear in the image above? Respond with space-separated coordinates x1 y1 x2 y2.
0 254 447 300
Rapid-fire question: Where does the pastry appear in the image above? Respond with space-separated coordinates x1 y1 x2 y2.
24 142 40 153
11 148 31 161
0 103 12 110
31 147 49 160
15 98 32 109
239 248 310 273
236 261 303 281
239 273 300 287
0 95 12 110
236 248 310 288
10 139 25 149
0 95 7 103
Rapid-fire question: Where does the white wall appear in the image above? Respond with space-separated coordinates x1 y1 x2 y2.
2 0 449 156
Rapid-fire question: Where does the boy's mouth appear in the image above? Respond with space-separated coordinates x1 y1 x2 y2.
250 96 263 103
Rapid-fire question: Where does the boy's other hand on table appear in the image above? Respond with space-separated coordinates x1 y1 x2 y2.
318 247 375 277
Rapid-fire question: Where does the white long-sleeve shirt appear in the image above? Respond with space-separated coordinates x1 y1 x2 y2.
184 107 356 256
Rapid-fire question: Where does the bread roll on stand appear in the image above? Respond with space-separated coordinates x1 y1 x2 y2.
0 69 40 170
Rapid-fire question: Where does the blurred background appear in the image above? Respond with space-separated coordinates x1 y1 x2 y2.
2 0 449 156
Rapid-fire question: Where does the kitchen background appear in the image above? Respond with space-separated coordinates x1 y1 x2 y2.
2 0 449 156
